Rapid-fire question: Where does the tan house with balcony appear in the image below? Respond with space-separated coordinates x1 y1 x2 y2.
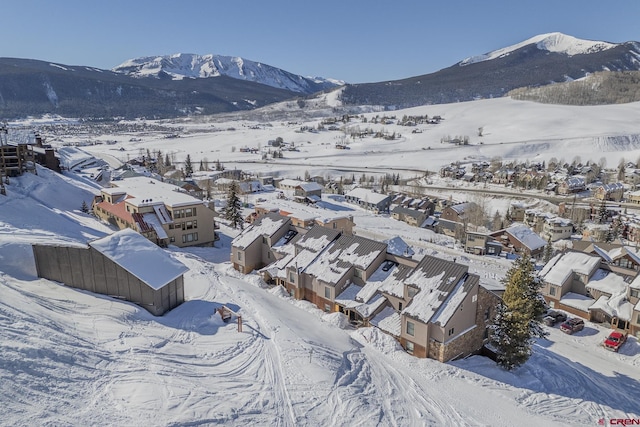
92 176 217 248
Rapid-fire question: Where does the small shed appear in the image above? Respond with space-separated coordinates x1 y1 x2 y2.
32 228 189 316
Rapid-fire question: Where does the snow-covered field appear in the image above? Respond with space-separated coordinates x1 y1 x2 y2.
2 96 640 426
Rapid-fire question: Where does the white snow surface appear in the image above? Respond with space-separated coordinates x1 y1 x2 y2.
1 98 640 425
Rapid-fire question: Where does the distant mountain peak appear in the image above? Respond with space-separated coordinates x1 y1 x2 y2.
460 32 617 66
112 53 342 94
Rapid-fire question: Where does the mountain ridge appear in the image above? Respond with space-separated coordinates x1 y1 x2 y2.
112 53 343 94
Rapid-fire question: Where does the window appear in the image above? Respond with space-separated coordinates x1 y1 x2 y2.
406 321 415 336
630 289 640 299
324 303 331 313
483 327 489 340
185 208 193 217
180 232 198 243
289 271 295 283
237 251 242 260
484 308 491 321
549 286 556 296
472 294 477 303
354 268 364 279
333 222 337 229
324 287 331 299
448 327 455 336
170 237 175 242
637 314 640 324
405 341 414 354
399 302 403 311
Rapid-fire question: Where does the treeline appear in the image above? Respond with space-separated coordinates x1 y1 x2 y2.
508 71 640 105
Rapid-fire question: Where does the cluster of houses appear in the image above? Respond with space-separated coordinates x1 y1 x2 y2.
540 241 640 339
230 210 501 362
440 160 631 200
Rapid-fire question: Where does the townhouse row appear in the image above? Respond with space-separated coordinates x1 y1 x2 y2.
231 212 501 362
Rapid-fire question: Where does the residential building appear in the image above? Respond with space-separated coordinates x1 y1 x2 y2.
391 205 428 227
344 187 391 213
540 250 636 333
92 176 217 248
593 182 625 201
231 213 292 274
541 217 574 242
490 224 547 258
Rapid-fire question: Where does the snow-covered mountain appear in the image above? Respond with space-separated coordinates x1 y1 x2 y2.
341 32 640 108
113 53 343 94
460 32 618 66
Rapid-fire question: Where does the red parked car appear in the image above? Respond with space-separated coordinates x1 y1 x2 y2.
603 331 627 352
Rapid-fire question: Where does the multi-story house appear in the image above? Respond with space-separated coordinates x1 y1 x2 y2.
397 256 499 361
593 182 625 201
93 176 217 248
541 217 574 242
231 213 292 274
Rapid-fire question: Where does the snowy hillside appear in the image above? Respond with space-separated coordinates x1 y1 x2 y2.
113 53 342 94
460 32 617 66
2 97 640 425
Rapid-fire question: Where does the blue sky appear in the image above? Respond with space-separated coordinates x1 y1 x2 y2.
2 0 639 83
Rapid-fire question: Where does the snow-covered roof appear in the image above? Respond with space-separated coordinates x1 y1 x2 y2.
371 306 401 337
559 292 595 313
585 269 628 296
540 251 601 286
384 236 414 258
297 182 323 192
305 235 387 286
232 214 289 249
589 294 634 321
104 176 205 208
345 187 390 205
402 256 473 324
505 224 546 251
89 228 188 290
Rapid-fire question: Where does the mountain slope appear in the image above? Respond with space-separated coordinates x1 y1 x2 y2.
0 58 302 119
113 53 342 94
341 33 640 108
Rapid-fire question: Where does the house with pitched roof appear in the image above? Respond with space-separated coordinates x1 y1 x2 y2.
490 224 547 258
397 256 499 361
231 213 292 274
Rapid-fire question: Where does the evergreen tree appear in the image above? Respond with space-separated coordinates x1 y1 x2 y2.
543 237 553 263
598 200 608 224
81 200 89 213
184 154 194 177
224 181 244 230
491 255 546 370
165 153 171 167
199 160 205 171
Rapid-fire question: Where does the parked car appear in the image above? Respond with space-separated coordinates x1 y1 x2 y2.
543 310 568 326
603 331 627 352
560 318 585 334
